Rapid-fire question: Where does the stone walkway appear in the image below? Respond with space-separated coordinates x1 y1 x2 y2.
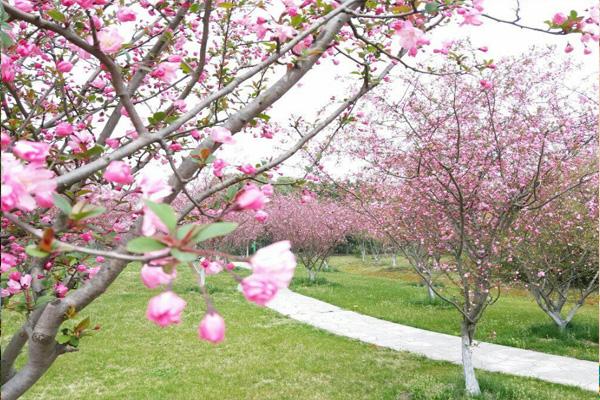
266 288 597 392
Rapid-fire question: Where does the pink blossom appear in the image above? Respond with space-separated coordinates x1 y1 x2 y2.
67 131 94 153
1 132 10 149
97 27 124 54
564 43 574 53
234 185 269 211
210 126 235 144
117 7 137 22
241 274 278 306
13 140 50 164
261 184 274 196
138 171 172 201
537 271 546 278
54 122 74 137
87 266 100 280
255 210 268 223
392 20 425 52
0 252 17 273
293 35 314 54
238 164 257 175
14 0 33 13
273 24 296 42
212 158 228 177
54 283 68 298
198 312 225 343
103 161 133 185
249 241 296 289
56 60 73 73
151 62 178 83
1 54 15 82
76 0 95 9
1 153 56 212
458 9 483 26
146 291 187 327
479 79 493 90
552 12 567 25
141 265 177 289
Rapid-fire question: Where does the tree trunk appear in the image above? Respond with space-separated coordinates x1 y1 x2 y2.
245 243 249 257
308 269 317 282
360 241 366 262
426 284 435 302
460 319 481 396
391 253 397 267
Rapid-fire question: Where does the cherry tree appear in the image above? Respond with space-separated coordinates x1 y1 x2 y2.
320 49 597 395
0 0 597 398
265 194 353 281
510 174 599 331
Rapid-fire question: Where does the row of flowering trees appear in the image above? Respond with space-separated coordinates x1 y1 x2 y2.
309 48 598 395
1 0 597 398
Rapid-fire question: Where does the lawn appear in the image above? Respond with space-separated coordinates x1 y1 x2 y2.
292 255 599 361
1 264 595 399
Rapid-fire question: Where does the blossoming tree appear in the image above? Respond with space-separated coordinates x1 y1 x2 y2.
0 0 597 398
318 49 597 395
510 174 599 331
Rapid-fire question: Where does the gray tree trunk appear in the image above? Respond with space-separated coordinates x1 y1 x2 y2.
461 320 481 396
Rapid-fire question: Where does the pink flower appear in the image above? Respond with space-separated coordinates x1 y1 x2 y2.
261 184 274 196
54 283 68 298
14 0 33 13
13 140 50 164
552 12 567 25
1 54 15 82
392 20 425 52
293 35 313 54
146 291 187 327
210 126 235 144
564 43 574 53
212 158 228 177
76 0 95 9
54 122 74 137
56 60 73 73
1 153 56 212
87 266 100 280
273 24 296 42
479 79 493 90
241 274 278 306
1 132 10 149
250 241 296 289
198 312 225 343
458 9 483 26
234 185 269 211
141 265 176 289
255 210 268 223
117 7 136 22
138 171 172 201
97 27 124 54
202 260 223 275
151 62 179 83
0 252 17 273
238 164 257 175
103 161 133 184
67 131 94 153
537 271 546 278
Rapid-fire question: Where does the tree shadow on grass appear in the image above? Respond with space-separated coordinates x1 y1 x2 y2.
290 276 340 288
526 321 598 343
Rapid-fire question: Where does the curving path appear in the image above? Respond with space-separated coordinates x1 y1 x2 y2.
266 288 597 392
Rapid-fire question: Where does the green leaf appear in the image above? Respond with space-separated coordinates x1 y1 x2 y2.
56 334 71 345
144 201 177 233
170 248 197 262
25 244 49 258
74 317 90 333
71 206 106 222
195 222 238 243
53 194 72 215
176 224 203 241
126 237 168 253
47 9 66 23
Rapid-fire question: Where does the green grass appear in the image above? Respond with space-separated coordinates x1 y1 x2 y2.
293 256 599 361
1 265 594 399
